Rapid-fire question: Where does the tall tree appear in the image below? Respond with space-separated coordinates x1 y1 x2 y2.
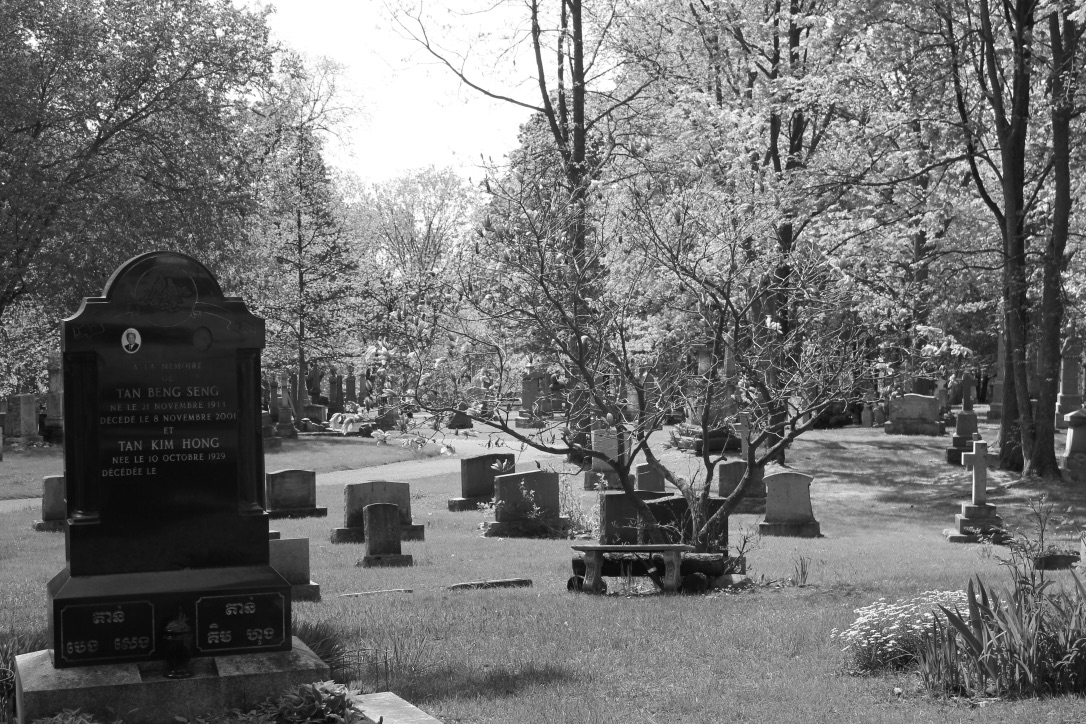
0 0 274 322
934 0 1085 476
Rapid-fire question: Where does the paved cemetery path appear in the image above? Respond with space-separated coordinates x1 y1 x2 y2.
0 433 565 514
315 433 563 487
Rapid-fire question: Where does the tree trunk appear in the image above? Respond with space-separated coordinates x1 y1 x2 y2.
1031 9 1080 479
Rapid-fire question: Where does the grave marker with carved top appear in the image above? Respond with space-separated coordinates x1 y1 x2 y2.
47 251 290 668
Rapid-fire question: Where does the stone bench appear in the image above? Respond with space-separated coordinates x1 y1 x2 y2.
570 544 694 593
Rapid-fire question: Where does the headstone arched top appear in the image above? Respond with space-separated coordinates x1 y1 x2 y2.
63 251 264 352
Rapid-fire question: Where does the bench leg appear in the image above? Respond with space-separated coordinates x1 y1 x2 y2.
661 550 682 592
582 551 605 594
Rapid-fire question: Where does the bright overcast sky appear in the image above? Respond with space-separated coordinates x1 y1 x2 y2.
252 0 534 183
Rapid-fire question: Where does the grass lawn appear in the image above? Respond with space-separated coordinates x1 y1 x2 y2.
0 433 441 501
4 421 1086 723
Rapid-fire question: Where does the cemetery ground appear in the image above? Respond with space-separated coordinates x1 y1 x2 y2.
0 435 442 501
4 421 1086 723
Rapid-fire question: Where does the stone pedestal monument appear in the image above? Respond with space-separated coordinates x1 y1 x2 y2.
946 373 978 465
15 252 324 724
1061 409 1086 483
1056 338 1082 431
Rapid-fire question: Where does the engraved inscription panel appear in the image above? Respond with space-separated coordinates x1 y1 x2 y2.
57 601 155 664
195 592 285 654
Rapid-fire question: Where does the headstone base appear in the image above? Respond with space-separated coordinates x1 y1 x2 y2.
758 521 820 538
946 447 969 465
1055 397 1081 429
1061 452 1086 483
14 637 327 724
291 582 322 602
482 517 571 538
987 404 1002 421
267 506 328 520
946 503 1004 543
1057 394 1082 429
263 436 282 451
447 495 491 512
513 417 545 429
884 420 945 436
330 524 425 544
359 554 413 568
32 520 65 532
47 565 291 669
302 404 327 423
268 530 281 539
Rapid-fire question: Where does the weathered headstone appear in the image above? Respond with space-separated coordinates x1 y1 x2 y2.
515 368 549 427
860 402 873 428
1061 409 1086 483
32 474 66 532
961 372 974 412
331 480 424 542
16 252 329 724
328 367 343 414
1056 338 1082 431
947 441 1003 543
268 537 321 601
598 490 671 544
6 393 41 444
265 469 327 519
276 371 297 439
759 472 820 537
359 503 413 567
448 453 513 511
261 409 281 451
44 353 64 442
934 379 948 415
884 393 945 436
483 469 569 537
715 460 765 513
872 404 887 426
447 401 473 429
584 422 625 490
345 365 357 403
634 463 665 492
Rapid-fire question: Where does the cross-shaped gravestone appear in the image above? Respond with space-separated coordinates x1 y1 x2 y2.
961 441 988 506
961 373 974 412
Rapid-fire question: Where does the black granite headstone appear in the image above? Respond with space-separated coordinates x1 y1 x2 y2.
48 251 290 668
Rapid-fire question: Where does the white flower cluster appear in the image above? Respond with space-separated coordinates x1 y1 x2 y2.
831 590 967 672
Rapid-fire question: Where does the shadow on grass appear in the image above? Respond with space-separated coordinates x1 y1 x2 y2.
396 662 576 704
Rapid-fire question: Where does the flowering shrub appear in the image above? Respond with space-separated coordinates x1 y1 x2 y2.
832 590 967 673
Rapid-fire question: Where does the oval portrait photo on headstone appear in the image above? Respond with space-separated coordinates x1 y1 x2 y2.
121 327 142 354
